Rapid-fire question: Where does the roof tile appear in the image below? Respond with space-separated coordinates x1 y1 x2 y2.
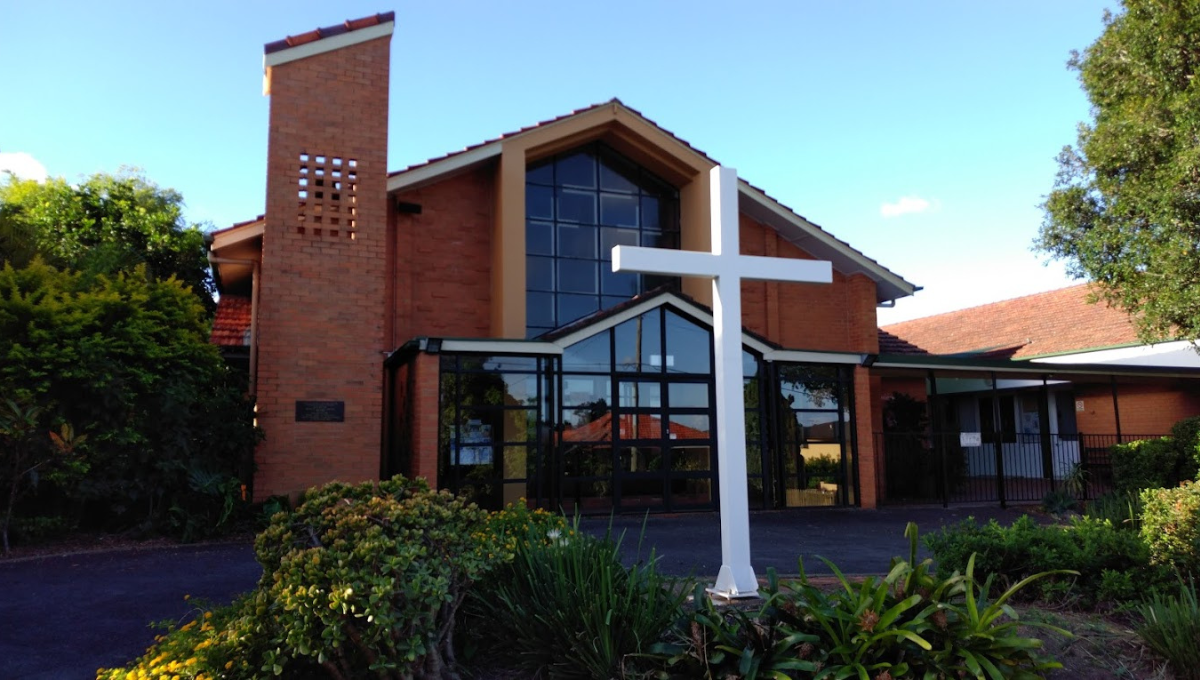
880 284 1142 359
264 12 395 55
211 296 252 346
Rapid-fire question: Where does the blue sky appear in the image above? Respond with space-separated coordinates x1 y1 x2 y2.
0 1 1111 323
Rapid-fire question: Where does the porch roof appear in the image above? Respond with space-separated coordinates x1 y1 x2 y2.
872 352 1200 381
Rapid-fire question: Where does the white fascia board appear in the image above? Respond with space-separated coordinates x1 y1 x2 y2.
1029 340 1200 368
737 180 917 298
439 339 562 355
211 221 265 251
263 21 395 69
549 293 776 356
873 359 1198 378
386 143 502 193
763 349 864 365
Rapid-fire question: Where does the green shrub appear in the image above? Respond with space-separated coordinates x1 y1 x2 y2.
1111 437 1188 495
1136 580 1200 680
465 516 691 679
1141 480 1200 575
101 476 512 680
1170 415 1200 481
1041 488 1078 515
1084 490 1143 530
7 514 75 545
0 260 258 539
925 515 1162 606
652 523 1068 679
253 477 505 678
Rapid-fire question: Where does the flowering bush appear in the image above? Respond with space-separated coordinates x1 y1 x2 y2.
99 476 512 680
95 595 267 680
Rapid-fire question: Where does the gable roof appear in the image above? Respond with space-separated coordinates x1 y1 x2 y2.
879 284 1144 360
385 99 918 304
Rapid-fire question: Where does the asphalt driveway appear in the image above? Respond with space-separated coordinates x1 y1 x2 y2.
0 505 1029 679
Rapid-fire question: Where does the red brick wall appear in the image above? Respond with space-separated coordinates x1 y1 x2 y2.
408 353 441 485
254 35 391 500
856 367 880 508
392 166 496 342
739 215 879 353
1075 382 1200 436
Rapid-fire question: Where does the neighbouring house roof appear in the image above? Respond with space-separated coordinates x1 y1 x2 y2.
212 296 252 347
878 284 1143 360
877 329 926 356
561 412 710 443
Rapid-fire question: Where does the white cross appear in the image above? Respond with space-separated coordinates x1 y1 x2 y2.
613 165 832 598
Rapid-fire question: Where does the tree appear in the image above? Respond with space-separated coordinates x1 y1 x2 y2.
1038 0 1200 344
0 170 214 312
0 260 257 536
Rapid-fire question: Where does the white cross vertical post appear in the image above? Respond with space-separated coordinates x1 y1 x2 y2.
613 165 833 597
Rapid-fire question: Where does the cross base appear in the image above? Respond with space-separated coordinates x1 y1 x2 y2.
707 564 760 600
705 586 761 601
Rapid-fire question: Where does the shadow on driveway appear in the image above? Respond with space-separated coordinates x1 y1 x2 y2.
0 505 1030 679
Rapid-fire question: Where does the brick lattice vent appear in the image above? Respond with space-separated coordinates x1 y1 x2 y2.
297 153 358 238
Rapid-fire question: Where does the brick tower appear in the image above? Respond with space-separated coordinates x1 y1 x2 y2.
254 14 394 499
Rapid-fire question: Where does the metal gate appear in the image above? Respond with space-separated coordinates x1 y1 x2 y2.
875 431 1164 507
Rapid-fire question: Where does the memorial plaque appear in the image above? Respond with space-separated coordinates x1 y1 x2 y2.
295 400 345 422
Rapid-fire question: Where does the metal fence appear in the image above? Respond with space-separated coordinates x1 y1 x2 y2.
875 431 1166 507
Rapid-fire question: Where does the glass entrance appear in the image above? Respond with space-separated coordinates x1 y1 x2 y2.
557 307 717 514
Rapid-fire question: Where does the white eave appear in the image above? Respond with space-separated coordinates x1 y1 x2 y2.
210 219 264 252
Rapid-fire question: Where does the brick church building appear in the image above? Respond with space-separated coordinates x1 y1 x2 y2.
209 13 1200 512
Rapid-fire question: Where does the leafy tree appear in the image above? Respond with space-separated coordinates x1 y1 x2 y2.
1038 0 1200 343
0 170 214 312
0 260 256 536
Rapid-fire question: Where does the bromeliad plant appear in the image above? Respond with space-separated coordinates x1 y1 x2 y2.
651 523 1071 679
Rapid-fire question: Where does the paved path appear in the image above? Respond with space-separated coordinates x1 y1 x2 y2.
0 505 1029 679
599 505 1029 578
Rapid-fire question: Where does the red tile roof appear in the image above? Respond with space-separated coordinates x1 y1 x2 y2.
264 12 395 54
212 296 252 346
562 413 710 443
879 284 1143 359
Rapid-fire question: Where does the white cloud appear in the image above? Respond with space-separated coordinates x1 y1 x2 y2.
880 195 932 218
0 152 48 182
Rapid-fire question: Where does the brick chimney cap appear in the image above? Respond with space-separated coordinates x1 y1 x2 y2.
264 12 395 55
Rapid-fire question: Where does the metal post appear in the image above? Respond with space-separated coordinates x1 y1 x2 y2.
928 370 948 508
1110 376 1123 444
1038 377 1054 488
991 372 1006 509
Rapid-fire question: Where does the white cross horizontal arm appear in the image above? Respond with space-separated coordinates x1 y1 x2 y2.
612 247 833 286
736 255 832 285
611 246 719 279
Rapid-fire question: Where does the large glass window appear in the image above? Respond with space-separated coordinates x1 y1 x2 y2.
438 354 552 509
775 364 855 507
526 144 680 338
